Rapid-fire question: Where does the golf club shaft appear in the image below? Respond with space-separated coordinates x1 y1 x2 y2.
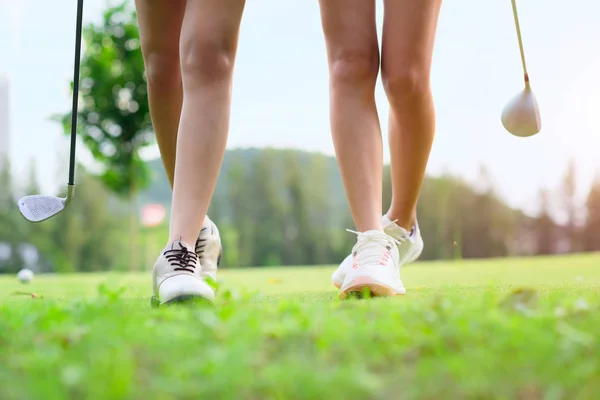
510 0 529 82
68 0 84 186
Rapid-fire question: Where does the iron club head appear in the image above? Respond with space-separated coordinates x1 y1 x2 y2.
18 184 75 223
501 82 541 137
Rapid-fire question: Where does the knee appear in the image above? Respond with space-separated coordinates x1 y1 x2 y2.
143 50 181 90
180 38 236 85
329 47 379 90
382 65 431 105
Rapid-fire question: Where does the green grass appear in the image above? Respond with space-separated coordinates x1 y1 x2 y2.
1 253 599 399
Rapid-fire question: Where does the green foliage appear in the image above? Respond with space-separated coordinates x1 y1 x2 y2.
141 148 539 267
0 158 132 274
584 174 600 251
535 188 557 255
562 159 580 251
0 158 22 272
205 149 356 267
53 1 151 197
4 146 596 273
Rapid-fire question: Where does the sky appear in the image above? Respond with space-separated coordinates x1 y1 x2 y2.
0 0 599 218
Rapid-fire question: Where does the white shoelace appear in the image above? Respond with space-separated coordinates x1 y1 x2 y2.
346 230 402 267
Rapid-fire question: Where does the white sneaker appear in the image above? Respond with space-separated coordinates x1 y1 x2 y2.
338 230 405 299
195 216 222 283
152 240 215 305
332 215 423 289
382 214 424 265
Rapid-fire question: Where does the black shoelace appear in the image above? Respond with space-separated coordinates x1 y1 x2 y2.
195 227 208 260
165 244 198 273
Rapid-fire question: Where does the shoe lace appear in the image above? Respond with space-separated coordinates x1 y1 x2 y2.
194 226 208 260
346 230 402 267
164 243 198 273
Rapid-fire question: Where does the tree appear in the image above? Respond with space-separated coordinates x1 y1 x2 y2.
54 2 152 270
28 166 132 273
226 155 254 267
139 148 540 266
246 151 286 266
583 174 600 251
534 188 556 255
418 173 458 260
0 157 20 272
282 151 327 265
561 159 579 252
469 165 516 258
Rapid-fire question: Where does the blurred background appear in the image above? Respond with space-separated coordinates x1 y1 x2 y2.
0 0 599 273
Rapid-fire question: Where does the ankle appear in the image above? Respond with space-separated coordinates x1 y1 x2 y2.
385 211 416 231
167 236 196 249
355 220 383 233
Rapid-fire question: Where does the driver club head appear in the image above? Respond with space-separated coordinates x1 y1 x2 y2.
18 185 75 223
501 82 541 137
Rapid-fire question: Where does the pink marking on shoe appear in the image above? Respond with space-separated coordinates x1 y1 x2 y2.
352 252 359 270
378 249 391 265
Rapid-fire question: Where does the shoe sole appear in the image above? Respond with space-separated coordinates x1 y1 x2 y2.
339 276 405 300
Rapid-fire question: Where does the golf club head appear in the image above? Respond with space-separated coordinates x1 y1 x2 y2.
18 185 75 223
501 83 541 137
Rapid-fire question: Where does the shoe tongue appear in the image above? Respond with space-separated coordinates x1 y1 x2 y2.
392 224 410 238
362 229 387 237
168 240 194 252
383 215 411 238
358 230 391 244
355 230 394 255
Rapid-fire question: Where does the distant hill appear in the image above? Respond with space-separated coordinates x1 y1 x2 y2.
138 148 349 222
137 147 539 260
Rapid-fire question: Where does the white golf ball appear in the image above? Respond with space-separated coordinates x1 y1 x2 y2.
17 268 34 284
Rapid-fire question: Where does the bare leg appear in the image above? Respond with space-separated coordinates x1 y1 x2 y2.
169 0 246 246
134 0 186 187
382 0 442 230
318 0 382 233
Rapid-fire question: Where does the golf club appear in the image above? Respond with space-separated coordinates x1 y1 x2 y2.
18 0 84 222
501 0 541 137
